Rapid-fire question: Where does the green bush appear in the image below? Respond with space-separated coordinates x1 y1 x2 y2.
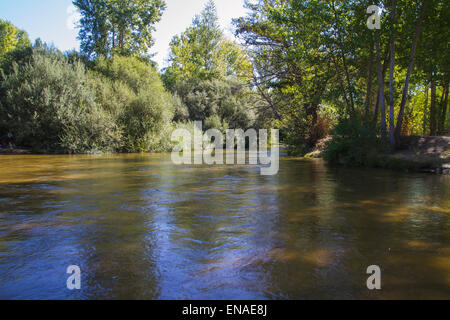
323 115 382 166
171 93 190 122
167 78 255 129
93 55 175 153
1 49 178 154
204 114 228 132
0 47 121 153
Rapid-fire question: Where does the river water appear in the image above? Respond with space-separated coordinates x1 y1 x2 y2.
0 153 449 299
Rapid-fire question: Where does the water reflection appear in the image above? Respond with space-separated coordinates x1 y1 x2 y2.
0 154 448 299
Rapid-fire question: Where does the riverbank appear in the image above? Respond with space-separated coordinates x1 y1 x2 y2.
306 135 450 174
0 148 32 155
3 136 449 175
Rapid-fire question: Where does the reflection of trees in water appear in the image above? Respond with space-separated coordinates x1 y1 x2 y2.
242 160 450 299
75 154 164 299
149 163 279 299
0 155 448 299
0 155 162 299
323 166 450 299
252 159 355 299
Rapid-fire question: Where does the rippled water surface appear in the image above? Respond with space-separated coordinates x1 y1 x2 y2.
0 153 449 299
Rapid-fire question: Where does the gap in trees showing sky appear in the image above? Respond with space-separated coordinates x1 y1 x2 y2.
0 0 248 68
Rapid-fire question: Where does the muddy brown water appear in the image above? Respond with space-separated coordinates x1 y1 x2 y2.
0 153 449 299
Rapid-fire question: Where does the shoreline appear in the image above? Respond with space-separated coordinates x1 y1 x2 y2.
0 148 32 155
305 135 450 175
2 137 449 175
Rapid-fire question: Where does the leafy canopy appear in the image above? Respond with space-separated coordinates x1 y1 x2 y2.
73 0 166 59
163 0 252 87
0 19 30 68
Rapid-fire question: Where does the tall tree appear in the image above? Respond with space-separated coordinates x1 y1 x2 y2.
395 0 427 140
430 73 437 135
163 0 251 87
439 77 449 134
235 0 340 149
73 0 166 58
375 30 387 142
162 1 254 128
0 19 30 67
364 39 375 119
388 0 397 150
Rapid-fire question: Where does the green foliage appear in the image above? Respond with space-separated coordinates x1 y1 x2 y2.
0 47 121 153
0 46 175 154
170 78 255 129
235 0 449 155
235 0 346 151
2 0 447 161
91 55 175 152
284 112 330 156
324 115 382 167
163 0 252 87
73 0 166 58
172 94 190 122
0 19 31 70
163 1 255 131
204 114 228 133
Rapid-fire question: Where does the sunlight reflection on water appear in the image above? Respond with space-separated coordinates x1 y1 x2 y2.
0 153 449 299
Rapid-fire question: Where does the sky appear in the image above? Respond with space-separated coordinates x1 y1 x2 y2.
0 0 248 68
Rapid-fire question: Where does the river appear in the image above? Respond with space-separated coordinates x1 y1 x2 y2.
0 153 449 299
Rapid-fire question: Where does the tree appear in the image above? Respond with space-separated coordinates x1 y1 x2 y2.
235 0 364 150
163 1 255 128
0 45 121 153
375 29 387 143
414 0 449 136
92 55 176 152
0 19 30 68
388 0 397 150
439 77 449 134
73 0 166 58
394 0 427 140
163 0 251 87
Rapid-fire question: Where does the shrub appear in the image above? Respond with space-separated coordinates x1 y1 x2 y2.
323 115 382 166
167 78 255 129
172 94 190 122
204 114 228 132
0 47 121 153
94 55 175 153
284 112 329 156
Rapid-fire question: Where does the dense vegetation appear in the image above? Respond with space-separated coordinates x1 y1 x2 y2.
0 40 175 153
162 1 258 131
235 0 449 162
0 0 448 163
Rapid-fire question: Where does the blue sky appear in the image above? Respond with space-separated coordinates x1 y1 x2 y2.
0 0 248 68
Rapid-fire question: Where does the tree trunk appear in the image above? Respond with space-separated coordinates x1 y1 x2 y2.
395 0 427 140
331 2 355 112
373 92 380 123
375 31 387 142
119 27 124 49
388 0 397 150
438 78 449 134
373 44 390 124
112 28 115 49
430 74 437 136
447 87 450 130
332 54 350 110
365 40 375 120
423 85 429 136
